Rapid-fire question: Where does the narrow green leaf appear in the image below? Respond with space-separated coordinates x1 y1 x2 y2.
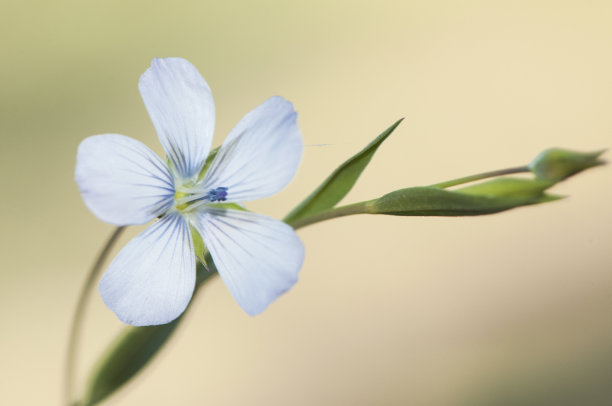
284 118 403 224
82 320 183 406
82 262 218 406
369 186 560 217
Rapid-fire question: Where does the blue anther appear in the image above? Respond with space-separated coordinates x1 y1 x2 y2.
207 187 228 202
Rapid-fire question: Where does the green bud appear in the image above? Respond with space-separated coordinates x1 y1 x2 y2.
528 148 606 181
369 185 559 217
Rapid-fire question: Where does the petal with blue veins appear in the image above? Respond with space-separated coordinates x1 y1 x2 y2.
139 57 215 179
75 134 175 225
200 96 302 203
190 208 304 316
99 213 196 326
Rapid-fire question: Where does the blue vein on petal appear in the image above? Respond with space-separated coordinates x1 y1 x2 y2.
118 142 175 186
144 213 183 263
201 214 244 290
209 210 286 256
166 142 187 178
214 115 293 184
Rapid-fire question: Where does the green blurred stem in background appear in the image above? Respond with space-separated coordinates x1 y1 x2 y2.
65 227 125 406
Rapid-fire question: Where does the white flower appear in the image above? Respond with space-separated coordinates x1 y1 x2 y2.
75 58 304 326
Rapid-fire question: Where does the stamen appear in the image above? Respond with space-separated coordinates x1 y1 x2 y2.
207 187 228 202
174 186 230 212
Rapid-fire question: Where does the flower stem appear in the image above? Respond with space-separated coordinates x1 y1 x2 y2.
288 165 532 229
65 227 125 406
289 201 374 230
428 165 530 189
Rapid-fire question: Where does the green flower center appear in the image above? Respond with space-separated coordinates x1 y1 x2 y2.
174 191 190 212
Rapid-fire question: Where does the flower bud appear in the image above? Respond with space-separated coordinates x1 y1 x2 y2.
529 148 606 181
369 184 559 217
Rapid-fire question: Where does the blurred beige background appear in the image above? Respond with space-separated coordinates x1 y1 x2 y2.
1 1 611 405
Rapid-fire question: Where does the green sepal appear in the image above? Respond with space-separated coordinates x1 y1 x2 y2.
189 225 207 265
528 148 606 181
81 261 218 406
207 202 248 211
284 118 403 224
196 146 220 182
455 177 555 198
369 183 561 217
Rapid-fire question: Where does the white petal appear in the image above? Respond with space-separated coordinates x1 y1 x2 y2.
200 96 302 202
139 57 215 179
99 213 196 326
190 208 304 316
75 134 175 225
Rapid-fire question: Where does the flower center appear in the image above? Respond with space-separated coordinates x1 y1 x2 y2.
174 191 190 211
174 187 229 212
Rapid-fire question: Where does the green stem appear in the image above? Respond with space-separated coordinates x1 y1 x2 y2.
428 165 530 189
289 200 373 230
65 227 125 406
288 166 532 228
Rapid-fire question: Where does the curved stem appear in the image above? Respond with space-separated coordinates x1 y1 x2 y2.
64 227 125 406
428 165 530 189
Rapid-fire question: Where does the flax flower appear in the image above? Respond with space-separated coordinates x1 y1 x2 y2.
75 58 304 326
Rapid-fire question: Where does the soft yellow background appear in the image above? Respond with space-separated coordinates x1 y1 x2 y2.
1 1 611 405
